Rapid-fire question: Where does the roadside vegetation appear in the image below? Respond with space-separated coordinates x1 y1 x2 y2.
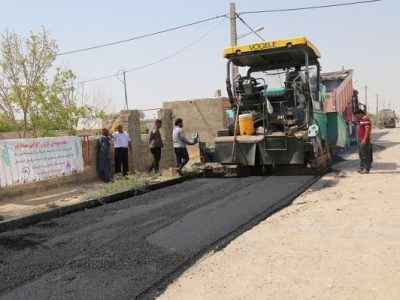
46 202 59 209
0 215 4 222
82 165 203 201
82 174 147 201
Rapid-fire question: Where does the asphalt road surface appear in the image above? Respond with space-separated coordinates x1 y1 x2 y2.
0 175 316 300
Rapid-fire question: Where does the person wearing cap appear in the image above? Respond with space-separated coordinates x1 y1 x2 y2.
172 118 197 173
354 109 373 174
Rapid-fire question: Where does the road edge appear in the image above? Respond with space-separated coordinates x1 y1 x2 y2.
0 177 187 234
137 174 322 299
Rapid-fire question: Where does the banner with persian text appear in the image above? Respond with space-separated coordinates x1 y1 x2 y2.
0 136 84 188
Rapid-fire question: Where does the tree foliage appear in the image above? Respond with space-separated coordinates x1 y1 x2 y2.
0 28 103 137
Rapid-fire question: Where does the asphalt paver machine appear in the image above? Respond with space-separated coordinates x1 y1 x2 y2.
201 36 348 176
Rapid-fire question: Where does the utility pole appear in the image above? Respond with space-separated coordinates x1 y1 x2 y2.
375 93 379 125
364 84 368 112
123 71 128 110
230 2 238 80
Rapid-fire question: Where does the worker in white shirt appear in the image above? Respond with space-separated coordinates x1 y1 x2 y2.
172 118 197 173
112 124 132 176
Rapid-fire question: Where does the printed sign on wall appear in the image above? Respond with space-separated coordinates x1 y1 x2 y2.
0 136 84 188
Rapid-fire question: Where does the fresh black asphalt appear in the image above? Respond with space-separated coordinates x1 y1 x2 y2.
0 175 316 299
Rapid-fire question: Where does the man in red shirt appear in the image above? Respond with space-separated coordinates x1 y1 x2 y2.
355 109 373 174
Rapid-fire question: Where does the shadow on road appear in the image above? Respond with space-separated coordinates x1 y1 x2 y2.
0 232 44 250
373 131 389 140
372 162 398 171
374 140 400 151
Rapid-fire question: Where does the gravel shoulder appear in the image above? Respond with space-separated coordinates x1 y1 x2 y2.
159 128 400 300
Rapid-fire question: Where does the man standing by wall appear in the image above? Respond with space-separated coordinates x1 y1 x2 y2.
355 109 373 174
112 124 132 176
148 119 163 174
173 118 197 174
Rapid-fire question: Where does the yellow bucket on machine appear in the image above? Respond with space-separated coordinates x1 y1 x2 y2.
239 114 254 135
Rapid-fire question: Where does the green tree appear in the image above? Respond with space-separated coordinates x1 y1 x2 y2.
0 28 103 137
0 27 57 137
31 68 103 136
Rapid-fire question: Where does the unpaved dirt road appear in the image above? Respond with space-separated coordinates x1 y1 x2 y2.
159 128 400 300
0 174 316 299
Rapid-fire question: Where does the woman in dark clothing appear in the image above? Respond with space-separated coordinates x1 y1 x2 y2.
148 119 163 174
97 128 111 182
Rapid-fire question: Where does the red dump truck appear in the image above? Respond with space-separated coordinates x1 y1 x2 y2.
321 69 361 144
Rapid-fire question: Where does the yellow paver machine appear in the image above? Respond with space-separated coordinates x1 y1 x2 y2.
200 36 349 176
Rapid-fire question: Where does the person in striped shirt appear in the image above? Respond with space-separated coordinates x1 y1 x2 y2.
355 109 373 174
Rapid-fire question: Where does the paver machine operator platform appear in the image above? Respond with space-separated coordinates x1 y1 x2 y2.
201 36 349 176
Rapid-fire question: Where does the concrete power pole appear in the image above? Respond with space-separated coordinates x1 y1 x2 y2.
117 69 129 110
123 71 129 110
364 85 368 112
230 2 238 80
375 93 379 125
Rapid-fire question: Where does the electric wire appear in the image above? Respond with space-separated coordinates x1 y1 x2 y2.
237 15 264 41
75 19 224 85
239 0 382 15
124 19 224 73
72 0 382 85
57 14 227 56
58 0 381 57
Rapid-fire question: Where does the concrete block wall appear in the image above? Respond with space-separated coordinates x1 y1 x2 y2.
157 109 175 169
162 97 230 159
104 109 175 173
103 109 148 173
138 109 176 170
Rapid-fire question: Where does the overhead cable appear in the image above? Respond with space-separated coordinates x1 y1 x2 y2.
239 0 382 15
236 16 264 41
75 19 224 85
58 14 227 56
59 1 381 56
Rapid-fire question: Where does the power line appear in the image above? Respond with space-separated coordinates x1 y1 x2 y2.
239 0 382 15
237 16 264 41
75 19 224 85
58 0 381 57
124 19 224 73
57 14 227 56
72 0 382 84
76 73 117 85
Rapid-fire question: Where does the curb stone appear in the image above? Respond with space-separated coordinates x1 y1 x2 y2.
0 177 187 234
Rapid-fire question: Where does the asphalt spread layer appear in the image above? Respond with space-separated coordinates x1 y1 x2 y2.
0 175 315 300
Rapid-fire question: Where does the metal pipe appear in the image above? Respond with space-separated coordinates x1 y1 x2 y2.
226 60 234 106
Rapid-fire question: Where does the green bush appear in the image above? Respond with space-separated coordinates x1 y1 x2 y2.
141 126 149 134
0 118 18 132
